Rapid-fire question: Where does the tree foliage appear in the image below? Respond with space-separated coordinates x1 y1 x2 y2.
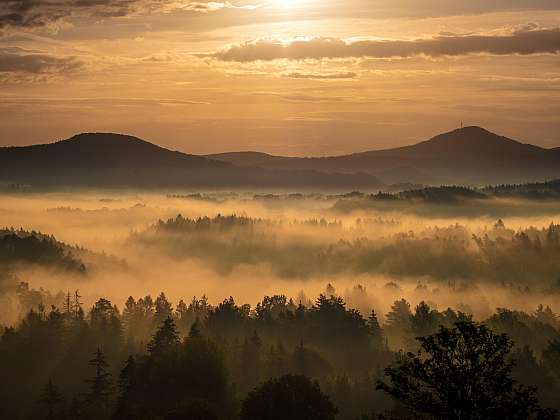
240 374 337 420
377 321 557 420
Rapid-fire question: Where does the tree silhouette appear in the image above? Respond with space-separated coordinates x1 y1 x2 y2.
154 292 173 325
73 290 84 319
114 355 137 419
164 399 219 420
63 291 72 318
410 301 438 336
385 299 412 330
542 339 560 382
188 318 202 339
68 396 84 419
377 321 556 419
368 309 384 346
39 379 63 420
2 289 560 419
240 374 337 420
239 330 263 391
148 316 180 355
85 347 114 415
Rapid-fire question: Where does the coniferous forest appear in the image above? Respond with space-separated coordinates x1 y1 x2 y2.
2 289 560 419
1 188 560 419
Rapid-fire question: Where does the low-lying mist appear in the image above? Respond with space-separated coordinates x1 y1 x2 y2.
1 191 560 327
3 190 560 420
0 192 560 324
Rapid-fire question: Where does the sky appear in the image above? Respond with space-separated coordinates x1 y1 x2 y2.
0 0 559 156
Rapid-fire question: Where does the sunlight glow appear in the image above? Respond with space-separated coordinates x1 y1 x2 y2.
273 0 299 7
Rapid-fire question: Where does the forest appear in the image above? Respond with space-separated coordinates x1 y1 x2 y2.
1 185 560 419
2 288 560 419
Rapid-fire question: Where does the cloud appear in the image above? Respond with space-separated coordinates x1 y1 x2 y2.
213 27 560 62
0 96 211 106
281 71 357 80
252 91 348 103
364 0 560 18
0 47 83 75
183 1 258 12
0 0 255 31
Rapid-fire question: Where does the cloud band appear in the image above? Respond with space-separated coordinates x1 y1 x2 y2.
213 27 560 62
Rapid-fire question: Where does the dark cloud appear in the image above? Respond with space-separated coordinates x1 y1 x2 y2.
282 71 357 80
0 0 101 29
0 0 238 31
214 27 560 62
0 47 83 75
365 0 560 18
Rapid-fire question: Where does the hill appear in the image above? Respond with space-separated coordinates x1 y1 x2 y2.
0 133 383 190
0 228 87 274
208 127 560 185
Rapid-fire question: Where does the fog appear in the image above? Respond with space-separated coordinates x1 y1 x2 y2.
2 191 560 328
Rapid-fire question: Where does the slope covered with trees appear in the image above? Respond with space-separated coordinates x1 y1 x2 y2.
131 215 560 288
1 289 559 419
0 228 86 274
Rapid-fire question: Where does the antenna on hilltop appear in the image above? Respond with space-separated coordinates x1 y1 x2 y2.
460 120 463 129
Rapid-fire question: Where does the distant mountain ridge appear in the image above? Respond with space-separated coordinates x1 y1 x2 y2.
0 133 382 190
208 126 560 185
1 127 558 189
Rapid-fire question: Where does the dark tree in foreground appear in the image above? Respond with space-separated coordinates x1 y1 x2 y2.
114 355 138 419
542 339 560 380
240 374 337 420
377 321 556 420
85 347 114 417
39 380 63 420
147 316 180 355
163 399 219 420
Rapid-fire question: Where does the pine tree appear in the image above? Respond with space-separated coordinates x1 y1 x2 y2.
239 330 263 391
367 309 383 346
154 292 173 325
118 356 136 394
188 317 202 338
73 290 83 319
67 396 83 419
39 380 63 420
148 316 180 355
385 299 412 331
175 299 190 333
114 355 137 419
85 347 114 412
63 291 72 318
411 301 437 336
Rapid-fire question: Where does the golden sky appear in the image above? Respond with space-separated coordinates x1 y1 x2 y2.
1 0 559 155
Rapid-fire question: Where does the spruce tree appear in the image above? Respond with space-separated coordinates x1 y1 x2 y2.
73 290 84 319
85 347 114 414
188 317 202 339
114 355 137 419
148 316 180 355
367 309 383 346
39 380 63 420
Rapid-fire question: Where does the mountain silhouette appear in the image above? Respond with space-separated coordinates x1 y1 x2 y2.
0 133 383 189
208 127 560 185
